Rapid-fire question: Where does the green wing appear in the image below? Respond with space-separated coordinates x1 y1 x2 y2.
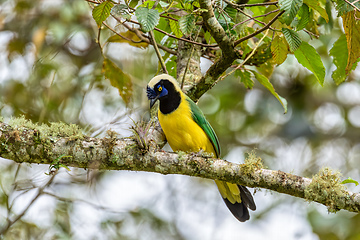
186 97 221 157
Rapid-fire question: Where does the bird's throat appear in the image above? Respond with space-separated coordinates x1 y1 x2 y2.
159 91 181 114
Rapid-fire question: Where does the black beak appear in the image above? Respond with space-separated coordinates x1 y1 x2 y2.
149 95 159 108
147 85 160 109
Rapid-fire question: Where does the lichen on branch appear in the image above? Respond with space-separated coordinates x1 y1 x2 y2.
0 119 360 214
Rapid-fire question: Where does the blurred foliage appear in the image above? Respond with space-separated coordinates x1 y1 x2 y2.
0 0 360 239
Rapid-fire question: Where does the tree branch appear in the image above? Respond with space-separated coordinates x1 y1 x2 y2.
1 122 360 214
186 0 240 101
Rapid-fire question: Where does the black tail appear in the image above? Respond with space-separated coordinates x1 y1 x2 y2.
222 185 256 222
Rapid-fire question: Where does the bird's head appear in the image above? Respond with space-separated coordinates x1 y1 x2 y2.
146 74 181 109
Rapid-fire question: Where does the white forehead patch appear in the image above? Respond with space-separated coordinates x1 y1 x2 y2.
148 74 181 91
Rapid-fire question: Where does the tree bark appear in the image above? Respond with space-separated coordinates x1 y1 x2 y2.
1 121 359 214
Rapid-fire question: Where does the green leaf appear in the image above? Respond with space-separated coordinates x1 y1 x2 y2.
111 4 131 20
224 5 238 20
282 28 302 52
252 71 288 113
127 0 139 9
153 17 171 43
245 44 272 66
92 1 114 27
342 11 360 74
279 0 303 25
103 58 133 105
341 177 359 186
235 69 253 89
335 0 360 16
140 0 163 11
169 19 182 38
135 7 160 32
296 4 310 30
179 14 195 35
294 42 325 86
303 0 329 22
271 35 288 65
330 34 348 85
159 1 170 8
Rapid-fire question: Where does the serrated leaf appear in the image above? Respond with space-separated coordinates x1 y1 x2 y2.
271 35 288 65
294 42 325 86
107 31 149 49
135 7 160 32
169 19 182 38
111 4 131 20
341 177 359 186
342 11 360 74
246 44 272 66
282 28 302 52
235 69 253 89
330 34 348 85
296 4 310 30
224 5 238 20
336 0 360 16
92 1 114 27
303 0 329 22
218 19 237 36
103 58 133 105
179 14 195 35
252 71 288 113
279 0 303 25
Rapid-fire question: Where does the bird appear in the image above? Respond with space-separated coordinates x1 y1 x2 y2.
146 74 256 222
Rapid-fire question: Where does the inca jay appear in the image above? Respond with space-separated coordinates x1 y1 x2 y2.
146 74 256 222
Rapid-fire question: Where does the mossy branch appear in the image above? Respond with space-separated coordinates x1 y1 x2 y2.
1 120 360 214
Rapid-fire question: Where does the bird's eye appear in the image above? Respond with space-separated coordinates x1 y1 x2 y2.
158 86 162 92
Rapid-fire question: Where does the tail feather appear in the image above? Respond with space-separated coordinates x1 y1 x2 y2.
223 198 250 222
239 185 256 211
216 183 256 222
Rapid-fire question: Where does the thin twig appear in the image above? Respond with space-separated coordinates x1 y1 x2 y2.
232 9 280 30
234 10 284 46
122 18 218 48
149 0 167 74
153 26 218 47
84 0 99 4
303 29 320 39
121 22 177 55
103 22 141 43
149 30 168 74
43 191 125 214
220 29 270 81
0 170 58 235
224 0 278 8
344 0 360 12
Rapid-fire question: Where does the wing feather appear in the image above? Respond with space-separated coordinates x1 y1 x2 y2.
185 97 220 157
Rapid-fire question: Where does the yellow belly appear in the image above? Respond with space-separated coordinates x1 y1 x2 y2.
158 100 216 156
158 98 242 205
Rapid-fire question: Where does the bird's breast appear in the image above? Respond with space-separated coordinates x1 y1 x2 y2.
158 100 216 156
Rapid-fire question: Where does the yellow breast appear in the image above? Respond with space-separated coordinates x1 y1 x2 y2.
158 95 216 156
